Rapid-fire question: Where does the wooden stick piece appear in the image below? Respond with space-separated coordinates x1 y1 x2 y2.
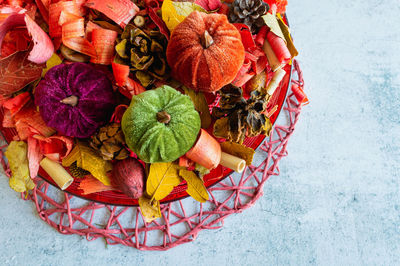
267 104 278 118
220 152 246 173
40 157 74 190
266 68 286 96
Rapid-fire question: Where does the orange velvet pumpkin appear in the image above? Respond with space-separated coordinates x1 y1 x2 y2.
166 11 245 92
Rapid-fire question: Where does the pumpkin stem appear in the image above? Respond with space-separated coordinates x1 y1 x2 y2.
60 95 78 107
200 30 214 49
156 111 171 124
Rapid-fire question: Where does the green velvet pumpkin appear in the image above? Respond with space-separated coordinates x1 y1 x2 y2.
121 85 201 163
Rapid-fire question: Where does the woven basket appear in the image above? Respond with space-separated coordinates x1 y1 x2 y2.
0 59 304 251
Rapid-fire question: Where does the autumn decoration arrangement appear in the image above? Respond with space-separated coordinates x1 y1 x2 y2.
0 0 306 223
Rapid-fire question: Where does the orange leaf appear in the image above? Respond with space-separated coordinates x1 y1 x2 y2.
85 21 101 41
14 102 56 140
2 91 30 114
78 175 115 195
62 37 97 58
58 10 81 26
85 0 139 28
61 17 85 39
90 28 118 65
33 134 74 162
49 1 81 38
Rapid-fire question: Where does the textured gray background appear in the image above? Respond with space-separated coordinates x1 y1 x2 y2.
1 0 400 265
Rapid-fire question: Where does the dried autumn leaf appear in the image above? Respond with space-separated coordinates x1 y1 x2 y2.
195 163 210 179
246 71 267 93
139 195 161 223
213 117 230 139
85 0 139 28
277 14 298 59
0 10 54 63
13 102 56 140
262 12 286 42
78 175 115 195
62 141 112 186
91 28 118 65
220 141 255 165
146 162 182 201
179 169 209 203
161 0 206 32
4 141 35 193
0 50 44 96
33 134 74 162
213 84 272 143
42 53 62 77
182 86 211 128
27 136 42 179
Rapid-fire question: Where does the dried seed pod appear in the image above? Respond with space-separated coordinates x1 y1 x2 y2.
212 84 272 143
60 44 90 62
111 158 145 199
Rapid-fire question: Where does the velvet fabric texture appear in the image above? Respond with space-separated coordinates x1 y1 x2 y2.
166 11 245 93
121 85 201 163
34 63 115 138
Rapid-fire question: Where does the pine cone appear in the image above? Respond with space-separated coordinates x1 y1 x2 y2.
115 25 169 87
90 123 130 161
229 0 269 33
69 162 90 178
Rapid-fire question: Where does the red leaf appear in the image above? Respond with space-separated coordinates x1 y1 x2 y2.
0 50 44 96
233 23 256 51
147 7 170 40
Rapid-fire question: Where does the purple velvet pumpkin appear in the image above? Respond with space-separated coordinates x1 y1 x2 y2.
34 63 115 138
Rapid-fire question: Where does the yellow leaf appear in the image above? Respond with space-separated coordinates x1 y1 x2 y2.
161 0 206 32
139 196 161 223
61 144 80 167
42 53 62 77
262 12 286 42
277 13 299 59
179 169 209 203
61 141 112 186
213 117 229 139
182 86 212 129
4 141 35 193
146 162 182 201
220 141 255 166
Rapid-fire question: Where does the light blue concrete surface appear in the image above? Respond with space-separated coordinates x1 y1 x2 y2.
1 0 400 265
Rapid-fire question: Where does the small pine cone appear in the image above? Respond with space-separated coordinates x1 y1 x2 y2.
90 123 130 161
229 0 269 33
69 162 90 178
